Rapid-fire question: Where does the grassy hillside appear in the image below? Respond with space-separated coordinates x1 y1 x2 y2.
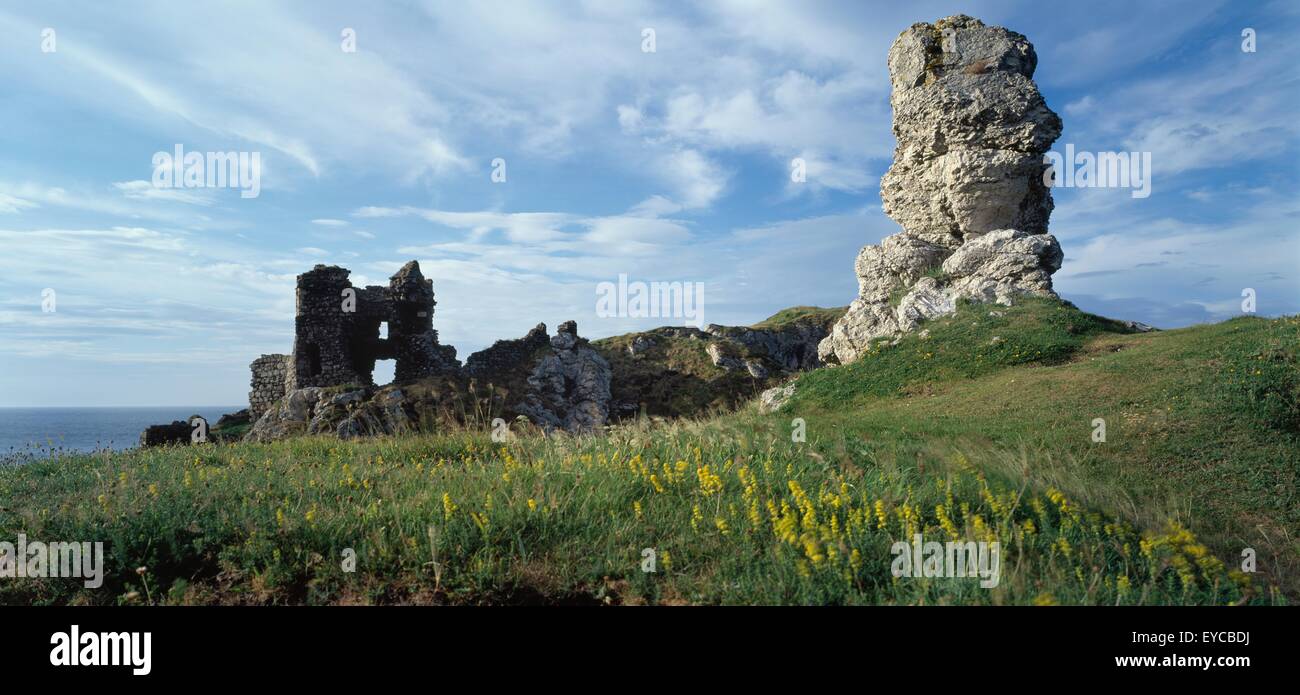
784 298 1299 594
1 299 1294 605
751 305 847 329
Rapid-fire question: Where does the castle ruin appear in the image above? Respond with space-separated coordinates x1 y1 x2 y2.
248 261 458 418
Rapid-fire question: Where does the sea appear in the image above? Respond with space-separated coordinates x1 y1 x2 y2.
0 407 243 462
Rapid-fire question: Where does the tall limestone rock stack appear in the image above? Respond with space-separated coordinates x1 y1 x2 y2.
818 15 1064 365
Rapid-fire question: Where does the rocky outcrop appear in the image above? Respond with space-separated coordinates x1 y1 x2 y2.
593 308 839 420
139 420 191 447
246 386 326 442
820 15 1064 365
245 377 469 442
705 320 829 372
139 409 251 448
215 409 250 431
518 321 613 433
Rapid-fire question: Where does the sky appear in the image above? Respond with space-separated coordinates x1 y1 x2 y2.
0 0 1296 407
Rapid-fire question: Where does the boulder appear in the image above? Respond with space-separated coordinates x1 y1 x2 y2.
759 383 797 413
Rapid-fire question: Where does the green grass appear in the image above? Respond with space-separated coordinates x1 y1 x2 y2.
794 297 1140 401
751 305 846 329
784 299 1300 597
211 422 251 442
1 299 1295 605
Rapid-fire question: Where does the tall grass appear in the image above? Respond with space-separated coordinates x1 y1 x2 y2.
0 418 1272 605
2 300 1293 605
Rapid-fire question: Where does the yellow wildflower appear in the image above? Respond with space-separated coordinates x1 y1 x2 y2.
1032 592 1059 606
696 465 723 496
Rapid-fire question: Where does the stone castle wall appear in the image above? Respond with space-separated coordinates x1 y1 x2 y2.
249 353 290 418
248 261 457 416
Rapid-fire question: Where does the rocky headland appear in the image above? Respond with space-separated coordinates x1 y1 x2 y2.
145 15 1143 445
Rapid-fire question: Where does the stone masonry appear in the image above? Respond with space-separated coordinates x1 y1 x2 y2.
248 353 290 419
249 260 458 412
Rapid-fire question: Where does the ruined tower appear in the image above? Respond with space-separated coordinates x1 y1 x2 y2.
248 260 458 417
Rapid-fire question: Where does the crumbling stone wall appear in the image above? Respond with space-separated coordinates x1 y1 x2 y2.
465 323 550 381
248 353 290 418
250 260 458 413
389 261 460 381
290 265 366 388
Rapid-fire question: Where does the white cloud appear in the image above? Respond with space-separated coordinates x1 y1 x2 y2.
1064 95 1096 116
0 180 216 226
658 149 729 209
0 226 298 374
0 193 38 214
0 6 470 182
624 69 886 195
617 105 643 133
114 180 214 206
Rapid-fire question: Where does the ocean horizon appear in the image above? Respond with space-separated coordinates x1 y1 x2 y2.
0 406 244 461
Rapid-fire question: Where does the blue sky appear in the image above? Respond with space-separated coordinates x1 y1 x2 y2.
0 0 1296 407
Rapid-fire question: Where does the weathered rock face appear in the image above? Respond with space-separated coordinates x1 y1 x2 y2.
518 321 613 433
881 15 1061 248
246 386 325 442
593 309 838 420
820 15 1064 365
214 409 251 431
705 321 829 372
245 378 469 443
